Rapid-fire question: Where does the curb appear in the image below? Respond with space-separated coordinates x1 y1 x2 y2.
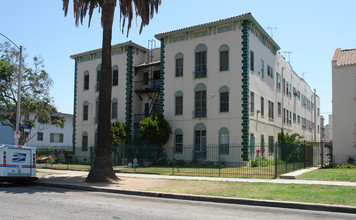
34 181 356 215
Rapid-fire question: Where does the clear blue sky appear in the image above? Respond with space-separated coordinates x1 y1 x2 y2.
2 0 356 124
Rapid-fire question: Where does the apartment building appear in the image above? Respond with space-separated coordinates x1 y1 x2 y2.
332 48 356 164
71 13 320 162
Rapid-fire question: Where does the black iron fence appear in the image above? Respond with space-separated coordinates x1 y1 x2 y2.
90 142 332 179
36 147 90 171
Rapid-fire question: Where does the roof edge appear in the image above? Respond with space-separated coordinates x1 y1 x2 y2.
332 48 341 63
154 13 280 51
70 41 147 59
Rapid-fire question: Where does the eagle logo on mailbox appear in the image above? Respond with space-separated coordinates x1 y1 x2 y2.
12 153 27 163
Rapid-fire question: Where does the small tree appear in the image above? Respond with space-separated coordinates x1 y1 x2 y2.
111 120 126 146
0 42 64 145
139 113 172 146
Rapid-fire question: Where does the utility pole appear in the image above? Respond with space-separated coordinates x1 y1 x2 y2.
0 33 22 145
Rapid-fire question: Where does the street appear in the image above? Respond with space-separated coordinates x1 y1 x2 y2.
0 185 354 220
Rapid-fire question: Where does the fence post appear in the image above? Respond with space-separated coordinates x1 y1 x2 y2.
321 140 324 168
274 142 278 179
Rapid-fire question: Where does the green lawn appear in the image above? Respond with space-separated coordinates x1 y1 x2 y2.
298 168 356 182
148 180 356 206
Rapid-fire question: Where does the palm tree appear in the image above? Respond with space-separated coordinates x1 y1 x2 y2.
62 0 161 183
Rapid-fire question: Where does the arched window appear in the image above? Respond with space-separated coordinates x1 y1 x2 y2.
219 127 229 155
96 64 101 91
175 90 183 115
175 53 184 77
174 128 183 153
219 86 229 113
194 83 207 118
111 97 118 119
112 65 119 86
219 44 229 71
83 101 90 121
194 44 207 78
194 123 206 159
82 131 88 152
83 70 89 90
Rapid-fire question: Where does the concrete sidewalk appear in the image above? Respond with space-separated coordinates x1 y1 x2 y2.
35 168 356 214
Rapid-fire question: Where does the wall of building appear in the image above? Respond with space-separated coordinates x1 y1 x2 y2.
25 113 73 149
162 23 244 154
332 63 356 164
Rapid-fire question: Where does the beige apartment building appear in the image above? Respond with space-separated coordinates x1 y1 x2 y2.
70 13 320 163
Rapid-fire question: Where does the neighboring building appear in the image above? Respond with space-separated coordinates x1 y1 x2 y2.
323 115 332 141
71 13 321 163
332 48 356 164
0 113 73 149
23 112 73 149
0 124 15 145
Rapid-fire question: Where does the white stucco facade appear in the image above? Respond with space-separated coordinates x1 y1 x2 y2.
332 48 356 164
24 112 73 149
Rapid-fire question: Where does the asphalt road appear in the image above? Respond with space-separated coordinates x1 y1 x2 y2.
0 184 354 220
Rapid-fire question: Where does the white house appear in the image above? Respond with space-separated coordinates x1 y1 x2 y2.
71 13 321 163
24 112 73 149
332 48 356 164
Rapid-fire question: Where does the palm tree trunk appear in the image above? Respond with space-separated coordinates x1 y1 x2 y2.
86 0 118 183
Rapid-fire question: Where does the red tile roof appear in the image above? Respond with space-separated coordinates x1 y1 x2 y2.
333 48 356 66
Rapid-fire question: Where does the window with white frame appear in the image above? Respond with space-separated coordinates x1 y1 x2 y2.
261 97 264 117
174 129 183 153
267 65 273 78
175 91 183 115
260 59 264 78
268 101 274 120
276 73 281 91
175 53 184 77
250 92 255 115
250 50 254 72
37 132 43 141
50 133 63 143
219 127 229 155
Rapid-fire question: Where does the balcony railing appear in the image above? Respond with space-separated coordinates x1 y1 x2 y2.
193 109 207 118
135 79 160 92
194 69 207 79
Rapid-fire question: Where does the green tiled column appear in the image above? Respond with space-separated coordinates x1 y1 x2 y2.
125 46 133 144
241 20 250 161
159 38 165 113
72 59 78 153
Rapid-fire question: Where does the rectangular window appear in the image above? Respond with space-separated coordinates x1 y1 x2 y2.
283 108 286 123
219 133 229 155
250 134 255 155
37 132 43 141
111 102 118 119
261 97 264 117
195 51 207 78
194 91 206 118
250 92 255 115
268 136 274 153
268 101 274 120
276 73 281 91
293 113 296 123
143 72 148 86
260 59 264 78
175 96 183 115
220 92 229 112
50 133 63 143
298 115 301 125
175 134 183 153
112 70 118 86
283 78 286 94
176 58 183 77
278 102 281 117
267 65 273 78
250 50 254 72
83 105 88 121
220 51 229 71
84 75 89 90
261 135 265 150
